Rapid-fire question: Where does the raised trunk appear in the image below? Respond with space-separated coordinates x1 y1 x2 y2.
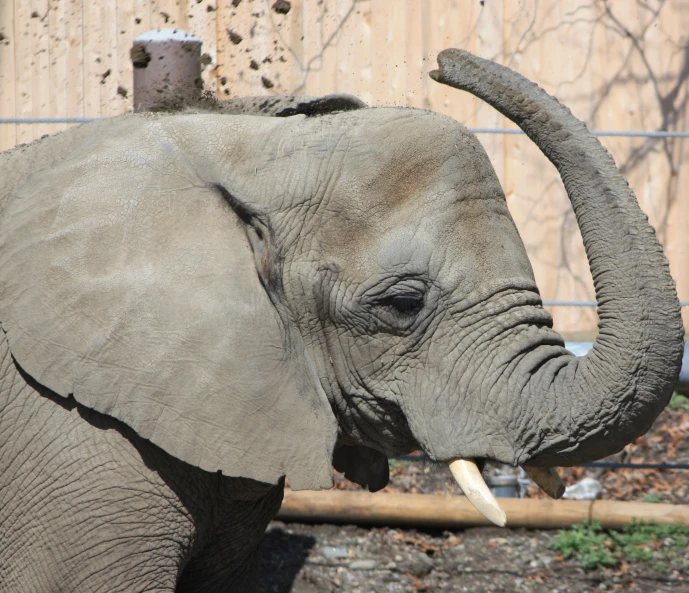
431 50 684 465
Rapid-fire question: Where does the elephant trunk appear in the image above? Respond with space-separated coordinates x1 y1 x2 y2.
431 50 684 466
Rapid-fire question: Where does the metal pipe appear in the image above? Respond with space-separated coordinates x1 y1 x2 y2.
132 29 203 112
566 342 689 394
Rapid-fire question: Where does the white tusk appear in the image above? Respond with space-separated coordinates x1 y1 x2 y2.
522 465 565 499
448 458 507 527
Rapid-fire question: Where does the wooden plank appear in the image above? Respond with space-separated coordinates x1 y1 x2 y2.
30 0 51 139
370 0 406 106
424 0 478 124
13 0 35 145
239 0 286 96
261 0 304 95
333 0 370 103
214 0 233 98
405 0 424 109
64 0 84 120
301 0 331 97
300 0 360 98
646 1 689 327
0 0 17 150
48 0 69 138
81 0 103 118
101 0 120 118
185 0 218 94
216 0 255 98
279 490 689 529
318 0 347 97
283 0 306 94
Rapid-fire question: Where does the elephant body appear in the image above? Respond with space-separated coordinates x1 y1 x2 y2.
0 51 682 591
0 332 282 592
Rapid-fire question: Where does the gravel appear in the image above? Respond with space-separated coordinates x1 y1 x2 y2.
259 521 689 592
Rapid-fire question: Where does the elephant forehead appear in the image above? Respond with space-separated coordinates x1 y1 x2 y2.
318 109 502 213
299 109 506 259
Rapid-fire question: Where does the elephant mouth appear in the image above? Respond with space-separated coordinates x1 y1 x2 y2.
446 457 565 526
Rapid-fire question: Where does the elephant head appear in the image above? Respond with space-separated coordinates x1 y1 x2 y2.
0 51 682 526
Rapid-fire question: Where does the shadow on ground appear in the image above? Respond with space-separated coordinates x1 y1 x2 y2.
259 526 316 593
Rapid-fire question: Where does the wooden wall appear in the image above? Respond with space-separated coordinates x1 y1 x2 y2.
1 0 688 334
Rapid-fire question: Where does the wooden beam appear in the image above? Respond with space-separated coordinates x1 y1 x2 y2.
278 489 689 530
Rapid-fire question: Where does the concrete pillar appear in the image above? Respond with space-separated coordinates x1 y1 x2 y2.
131 29 202 112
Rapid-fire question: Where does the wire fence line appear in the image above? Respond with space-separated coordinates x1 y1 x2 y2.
543 301 689 307
2 118 689 139
0 118 98 124
397 455 689 471
472 128 689 139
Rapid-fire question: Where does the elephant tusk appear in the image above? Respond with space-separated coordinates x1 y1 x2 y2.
521 465 565 499
448 458 507 527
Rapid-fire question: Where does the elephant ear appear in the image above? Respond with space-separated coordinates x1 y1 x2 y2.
0 115 337 490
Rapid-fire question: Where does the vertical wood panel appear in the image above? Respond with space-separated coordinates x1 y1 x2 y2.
370 1 405 106
404 0 424 109
186 0 218 93
65 0 84 119
300 0 320 96
266 0 303 95
13 0 35 144
216 0 256 98
424 0 479 124
334 0 370 103
48 0 69 139
0 0 17 151
82 1 103 117
32 0 51 139
285 0 306 94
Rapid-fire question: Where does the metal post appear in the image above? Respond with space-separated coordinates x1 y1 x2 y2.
131 29 203 112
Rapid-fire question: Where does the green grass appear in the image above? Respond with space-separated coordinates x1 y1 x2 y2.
388 459 410 472
669 392 689 412
550 521 689 570
641 493 665 503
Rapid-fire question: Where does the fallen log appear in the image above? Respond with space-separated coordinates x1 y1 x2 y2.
278 489 689 530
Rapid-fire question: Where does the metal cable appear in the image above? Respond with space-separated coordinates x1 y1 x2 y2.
0 118 98 124
471 127 689 138
396 455 689 470
2 118 689 139
542 301 689 307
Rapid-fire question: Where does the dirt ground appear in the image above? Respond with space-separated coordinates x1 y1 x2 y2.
258 406 689 592
259 521 689 593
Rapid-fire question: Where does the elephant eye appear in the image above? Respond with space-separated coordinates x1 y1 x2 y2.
380 294 425 317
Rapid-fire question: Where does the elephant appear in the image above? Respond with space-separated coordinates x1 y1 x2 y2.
0 48 682 592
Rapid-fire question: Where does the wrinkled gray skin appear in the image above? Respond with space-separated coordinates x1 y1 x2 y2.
0 51 682 591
